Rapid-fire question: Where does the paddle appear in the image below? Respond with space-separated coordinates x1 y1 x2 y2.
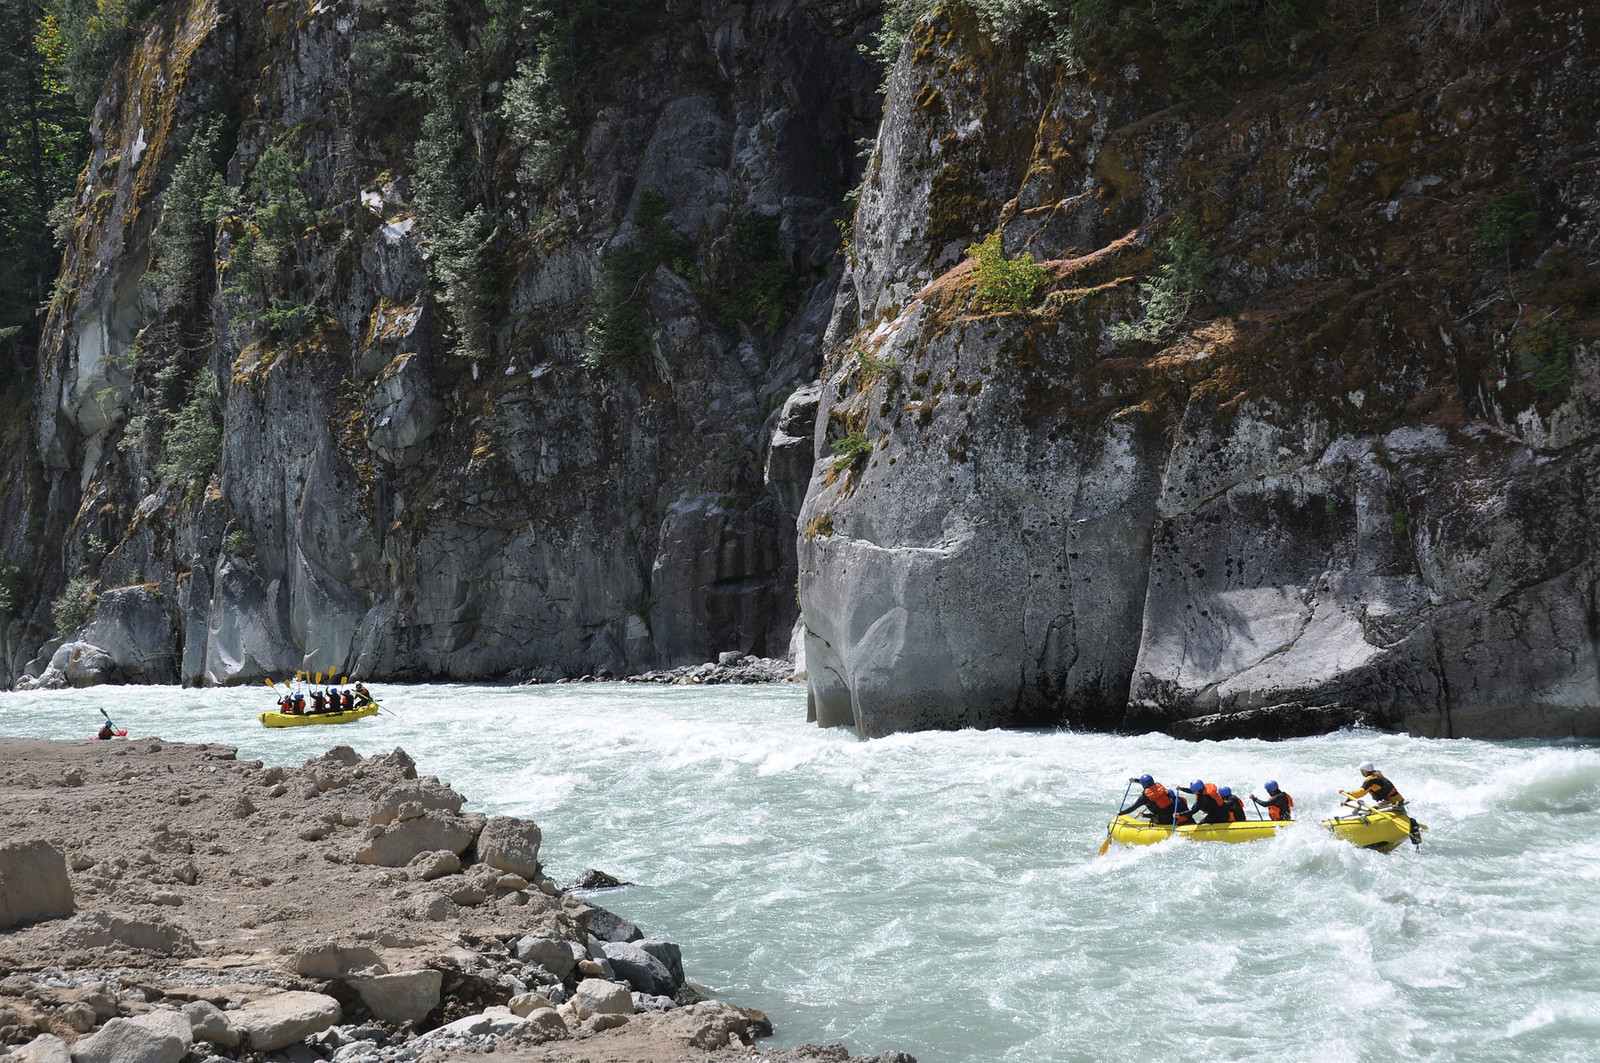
98 706 120 736
1099 779 1137 856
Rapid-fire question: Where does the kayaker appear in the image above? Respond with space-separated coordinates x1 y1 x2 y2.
97 721 117 740
1119 775 1178 825
1343 762 1422 846
1217 786 1247 822
1252 781 1294 820
1181 779 1228 824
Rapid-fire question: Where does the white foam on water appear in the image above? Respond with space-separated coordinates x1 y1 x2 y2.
3 684 1598 1061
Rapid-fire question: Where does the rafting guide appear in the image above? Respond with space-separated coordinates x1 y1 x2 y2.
1100 762 1426 854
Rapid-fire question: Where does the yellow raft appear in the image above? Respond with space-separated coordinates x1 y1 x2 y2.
1104 808 1425 853
259 702 380 728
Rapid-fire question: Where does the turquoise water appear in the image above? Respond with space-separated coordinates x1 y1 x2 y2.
3 684 1598 1062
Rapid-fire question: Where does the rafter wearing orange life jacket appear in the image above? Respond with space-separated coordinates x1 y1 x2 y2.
1252 782 1294 821
1183 781 1228 824
1120 775 1177 825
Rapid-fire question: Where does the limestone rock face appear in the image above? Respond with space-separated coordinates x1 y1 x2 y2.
797 3 1600 740
0 840 74 928
1 0 881 689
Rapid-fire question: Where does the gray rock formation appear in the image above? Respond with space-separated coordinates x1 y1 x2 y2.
0 0 882 689
796 4 1600 739
227 992 342 1052
346 971 443 1026
70 1012 192 1063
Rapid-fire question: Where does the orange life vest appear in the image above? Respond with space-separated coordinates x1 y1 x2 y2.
1144 783 1173 810
1267 793 1295 821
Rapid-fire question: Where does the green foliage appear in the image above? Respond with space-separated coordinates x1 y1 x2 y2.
144 116 224 312
1109 215 1210 345
584 188 693 370
854 347 898 386
222 144 314 339
965 231 1046 313
154 366 220 490
1515 315 1575 394
0 4 92 388
706 214 802 336
84 532 108 557
501 53 572 189
830 430 873 471
50 573 95 633
875 0 1321 97
223 529 252 556
43 0 159 107
1472 179 1538 270
1388 503 1409 538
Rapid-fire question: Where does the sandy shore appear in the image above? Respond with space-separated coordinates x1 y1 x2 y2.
0 737 910 1063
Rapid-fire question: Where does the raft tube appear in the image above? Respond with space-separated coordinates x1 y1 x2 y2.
259 703 380 728
1104 809 1425 852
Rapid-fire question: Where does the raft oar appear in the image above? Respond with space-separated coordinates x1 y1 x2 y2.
1099 779 1137 856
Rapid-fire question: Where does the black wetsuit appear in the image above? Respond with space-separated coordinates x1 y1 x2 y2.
1220 795 1247 822
1252 791 1293 820
1119 785 1177 826
1186 791 1227 825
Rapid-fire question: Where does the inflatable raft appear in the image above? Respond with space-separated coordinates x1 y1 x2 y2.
1104 808 1424 852
259 702 380 728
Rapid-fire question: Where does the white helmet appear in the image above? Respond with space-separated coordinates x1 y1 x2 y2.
1358 761 1376 774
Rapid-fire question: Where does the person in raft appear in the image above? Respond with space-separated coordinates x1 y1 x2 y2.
1120 775 1178 824
1252 780 1294 821
1217 786 1248 822
353 682 373 704
1343 762 1423 845
1181 780 1229 824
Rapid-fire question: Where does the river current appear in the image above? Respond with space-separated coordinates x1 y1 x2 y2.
3 683 1597 1062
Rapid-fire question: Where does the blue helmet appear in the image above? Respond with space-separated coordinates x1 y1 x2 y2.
1265 780 1279 793
1190 780 1204 792
1219 786 1233 798
1139 774 1154 787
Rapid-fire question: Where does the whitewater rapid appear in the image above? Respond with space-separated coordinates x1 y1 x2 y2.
3 683 1598 1062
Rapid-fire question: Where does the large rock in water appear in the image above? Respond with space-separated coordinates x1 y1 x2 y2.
796 3 1600 740
0 841 74 928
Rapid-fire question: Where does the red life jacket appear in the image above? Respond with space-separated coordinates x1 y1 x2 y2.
1268 793 1295 821
1144 784 1173 810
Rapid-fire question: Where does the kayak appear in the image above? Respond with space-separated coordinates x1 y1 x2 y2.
259 703 380 728
1103 809 1425 852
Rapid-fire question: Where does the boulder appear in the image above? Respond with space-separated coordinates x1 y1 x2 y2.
421 1007 525 1039
181 1001 238 1048
506 992 553 1018
70 1011 192 1063
346 970 442 1025
352 811 479 867
585 906 642 943
475 816 541 878
227 992 341 1051
77 587 179 684
0 841 74 928
12 1034 70 1063
571 980 632 1020
597 941 678 997
50 642 124 687
292 942 387 979
638 940 685 987
53 913 192 955
406 850 460 881
368 779 464 826
631 993 676 1013
512 937 577 981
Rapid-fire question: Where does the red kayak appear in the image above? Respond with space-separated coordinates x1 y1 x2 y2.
93 730 127 740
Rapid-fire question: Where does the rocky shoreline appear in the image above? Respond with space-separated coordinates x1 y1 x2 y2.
0 738 906 1063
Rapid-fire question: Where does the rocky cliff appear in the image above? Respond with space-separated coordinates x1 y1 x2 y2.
798 0 1600 739
2 0 881 687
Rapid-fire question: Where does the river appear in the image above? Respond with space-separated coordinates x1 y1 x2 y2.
3 683 1598 1062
